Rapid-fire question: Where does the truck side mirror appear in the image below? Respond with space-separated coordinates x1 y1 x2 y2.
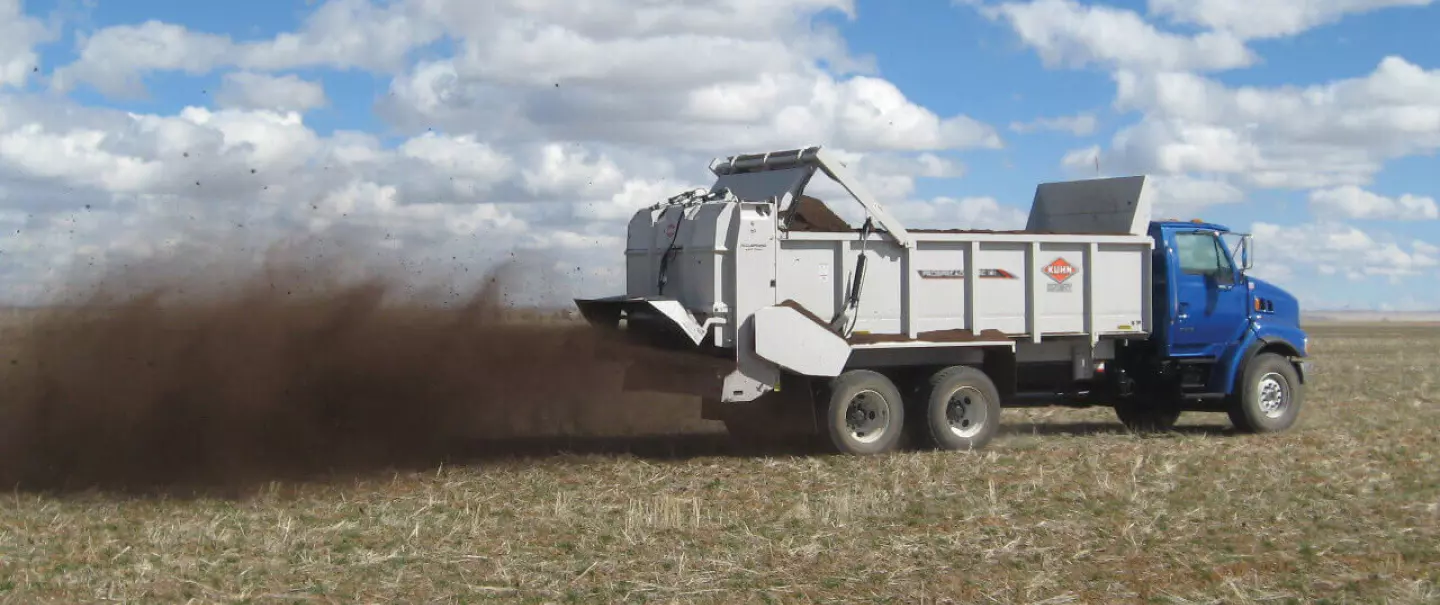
1227 233 1254 273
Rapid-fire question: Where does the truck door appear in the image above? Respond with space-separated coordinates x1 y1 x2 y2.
1167 230 1250 357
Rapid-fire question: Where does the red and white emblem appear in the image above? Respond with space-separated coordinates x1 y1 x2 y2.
1043 258 1076 283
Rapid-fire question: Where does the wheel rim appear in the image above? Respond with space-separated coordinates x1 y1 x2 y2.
945 385 989 439
844 389 891 444
1256 372 1290 419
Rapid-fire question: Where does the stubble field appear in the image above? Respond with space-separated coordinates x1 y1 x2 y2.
0 318 1437 604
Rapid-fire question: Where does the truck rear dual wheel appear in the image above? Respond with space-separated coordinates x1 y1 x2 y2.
913 366 1001 451
823 367 1002 455
824 370 906 455
1228 352 1303 433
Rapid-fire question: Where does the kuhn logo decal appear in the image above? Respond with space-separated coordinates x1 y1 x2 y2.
1043 258 1076 284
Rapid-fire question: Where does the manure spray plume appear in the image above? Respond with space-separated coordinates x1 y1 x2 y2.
0 239 712 495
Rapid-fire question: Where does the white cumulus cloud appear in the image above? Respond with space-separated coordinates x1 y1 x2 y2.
8 0 1022 305
1249 221 1439 283
1309 185 1439 220
51 0 444 96
1096 56 1440 189
16 0 1435 311
889 196 1028 231
978 0 1255 72
1147 0 1435 40
216 72 329 112
0 0 54 89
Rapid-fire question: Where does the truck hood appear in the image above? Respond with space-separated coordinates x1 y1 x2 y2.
1250 276 1308 352
1251 277 1300 323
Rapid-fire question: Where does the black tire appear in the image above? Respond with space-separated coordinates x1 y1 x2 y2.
1113 398 1182 433
824 370 905 455
1228 352 1303 433
915 366 1001 451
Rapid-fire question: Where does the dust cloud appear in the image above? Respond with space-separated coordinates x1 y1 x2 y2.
0 239 720 495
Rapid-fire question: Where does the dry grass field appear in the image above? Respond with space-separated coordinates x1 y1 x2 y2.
1 321 1437 603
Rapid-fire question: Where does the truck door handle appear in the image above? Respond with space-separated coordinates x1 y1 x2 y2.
1178 302 1189 320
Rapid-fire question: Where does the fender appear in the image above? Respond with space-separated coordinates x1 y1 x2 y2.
1218 326 1308 395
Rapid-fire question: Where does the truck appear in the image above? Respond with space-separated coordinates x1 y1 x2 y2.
574 146 1312 455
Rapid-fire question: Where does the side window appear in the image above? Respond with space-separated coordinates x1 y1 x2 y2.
1211 235 1235 275
1175 232 1226 276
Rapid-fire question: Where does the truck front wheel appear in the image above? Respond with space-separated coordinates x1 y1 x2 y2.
824 370 905 455
1228 352 1303 433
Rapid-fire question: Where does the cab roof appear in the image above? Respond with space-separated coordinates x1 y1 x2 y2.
1152 219 1231 233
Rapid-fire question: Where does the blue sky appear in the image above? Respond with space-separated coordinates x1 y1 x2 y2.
1 0 1437 310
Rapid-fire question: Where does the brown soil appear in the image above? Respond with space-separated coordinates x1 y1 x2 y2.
848 328 1012 344
0 239 713 496
783 195 852 232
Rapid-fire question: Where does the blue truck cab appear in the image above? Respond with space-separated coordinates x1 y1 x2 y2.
1109 219 1311 433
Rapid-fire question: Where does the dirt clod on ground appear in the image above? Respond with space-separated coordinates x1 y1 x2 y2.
0 243 709 495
